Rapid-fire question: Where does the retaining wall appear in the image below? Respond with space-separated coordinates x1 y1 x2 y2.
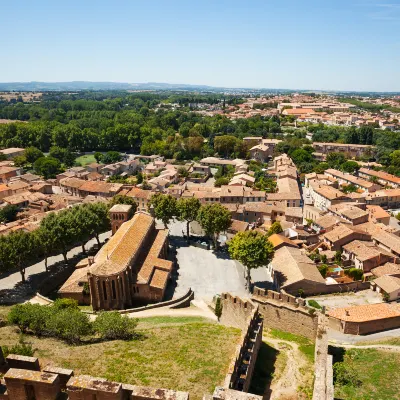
251 287 319 340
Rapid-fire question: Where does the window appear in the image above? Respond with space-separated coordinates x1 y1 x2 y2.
112 280 117 299
103 281 107 300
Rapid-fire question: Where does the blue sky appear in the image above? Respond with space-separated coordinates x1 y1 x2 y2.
1 0 400 91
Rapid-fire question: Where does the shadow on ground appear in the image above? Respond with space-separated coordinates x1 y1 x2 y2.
249 341 279 399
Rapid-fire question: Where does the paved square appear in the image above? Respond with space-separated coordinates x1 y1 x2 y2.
173 245 248 301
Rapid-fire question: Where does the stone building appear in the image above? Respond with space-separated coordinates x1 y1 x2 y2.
59 211 173 310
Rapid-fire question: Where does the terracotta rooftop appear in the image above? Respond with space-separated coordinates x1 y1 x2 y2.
91 212 154 276
366 205 390 220
109 204 132 213
137 229 172 289
271 246 325 288
229 219 249 233
374 230 400 254
371 262 400 277
328 302 400 322
359 168 400 184
310 182 348 200
126 187 153 200
78 181 123 194
268 233 298 249
343 240 393 261
374 275 400 293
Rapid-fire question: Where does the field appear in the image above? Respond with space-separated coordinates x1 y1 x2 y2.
0 312 240 399
75 154 97 166
334 348 400 400
0 92 42 102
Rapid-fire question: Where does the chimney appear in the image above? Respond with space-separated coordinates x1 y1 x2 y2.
345 310 350 316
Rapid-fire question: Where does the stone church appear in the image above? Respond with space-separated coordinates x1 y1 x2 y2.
59 206 172 310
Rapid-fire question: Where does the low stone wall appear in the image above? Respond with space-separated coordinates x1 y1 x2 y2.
251 287 319 340
0 350 190 400
220 293 263 394
306 281 370 296
119 288 194 314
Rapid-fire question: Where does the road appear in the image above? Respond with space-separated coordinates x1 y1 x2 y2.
328 326 400 345
0 231 111 291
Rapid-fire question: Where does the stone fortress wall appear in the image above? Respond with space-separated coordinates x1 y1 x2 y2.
251 287 319 340
219 293 263 395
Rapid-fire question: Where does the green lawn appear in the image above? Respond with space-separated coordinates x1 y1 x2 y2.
0 314 240 399
335 348 400 400
269 328 315 362
75 154 97 166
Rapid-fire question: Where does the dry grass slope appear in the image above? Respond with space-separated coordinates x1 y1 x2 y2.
0 313 241 400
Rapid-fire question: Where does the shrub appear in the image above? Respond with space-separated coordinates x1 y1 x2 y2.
344 268 363 281
7 303 49 334
46 309 92 344
53 298 79 310
2 336 35 358
308 300 322 309
333 361 361 387
93 312 138 340
317 264 328 278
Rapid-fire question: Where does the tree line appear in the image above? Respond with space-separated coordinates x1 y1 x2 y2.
0 91 287 162
149 194 281 289
0 201 121 282
8 298 138 344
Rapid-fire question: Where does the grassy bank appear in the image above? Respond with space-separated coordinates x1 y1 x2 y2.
0 314 240 399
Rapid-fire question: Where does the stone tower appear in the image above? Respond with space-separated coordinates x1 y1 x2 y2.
109 204 133 234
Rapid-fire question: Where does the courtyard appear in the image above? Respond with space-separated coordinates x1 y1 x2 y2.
167 220 272 302
308 289 382 311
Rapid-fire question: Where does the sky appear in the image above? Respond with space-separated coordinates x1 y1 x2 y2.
1 0 400 92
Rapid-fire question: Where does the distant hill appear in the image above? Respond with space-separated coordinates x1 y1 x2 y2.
0 81 399 96
0 81 225 92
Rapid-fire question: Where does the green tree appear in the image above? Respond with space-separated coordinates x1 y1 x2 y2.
326 152 347 169
177 166 189 178
214 135 238 158
344 268 363 281
197 203 232 248
24 146 44 164
102 151 122 164
341 161 359 174
8 230 36 282
0 204 18 223
109 195 138 217
228 231 274 289
176 197 201 241
94 151 103 163
33 156 62 179
318 264 328 278
267 221 283 237
214 177 229 187
86 202 111 246
93 311 138 340
215 297 223 321
136 171 144 184
148 193 177 228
